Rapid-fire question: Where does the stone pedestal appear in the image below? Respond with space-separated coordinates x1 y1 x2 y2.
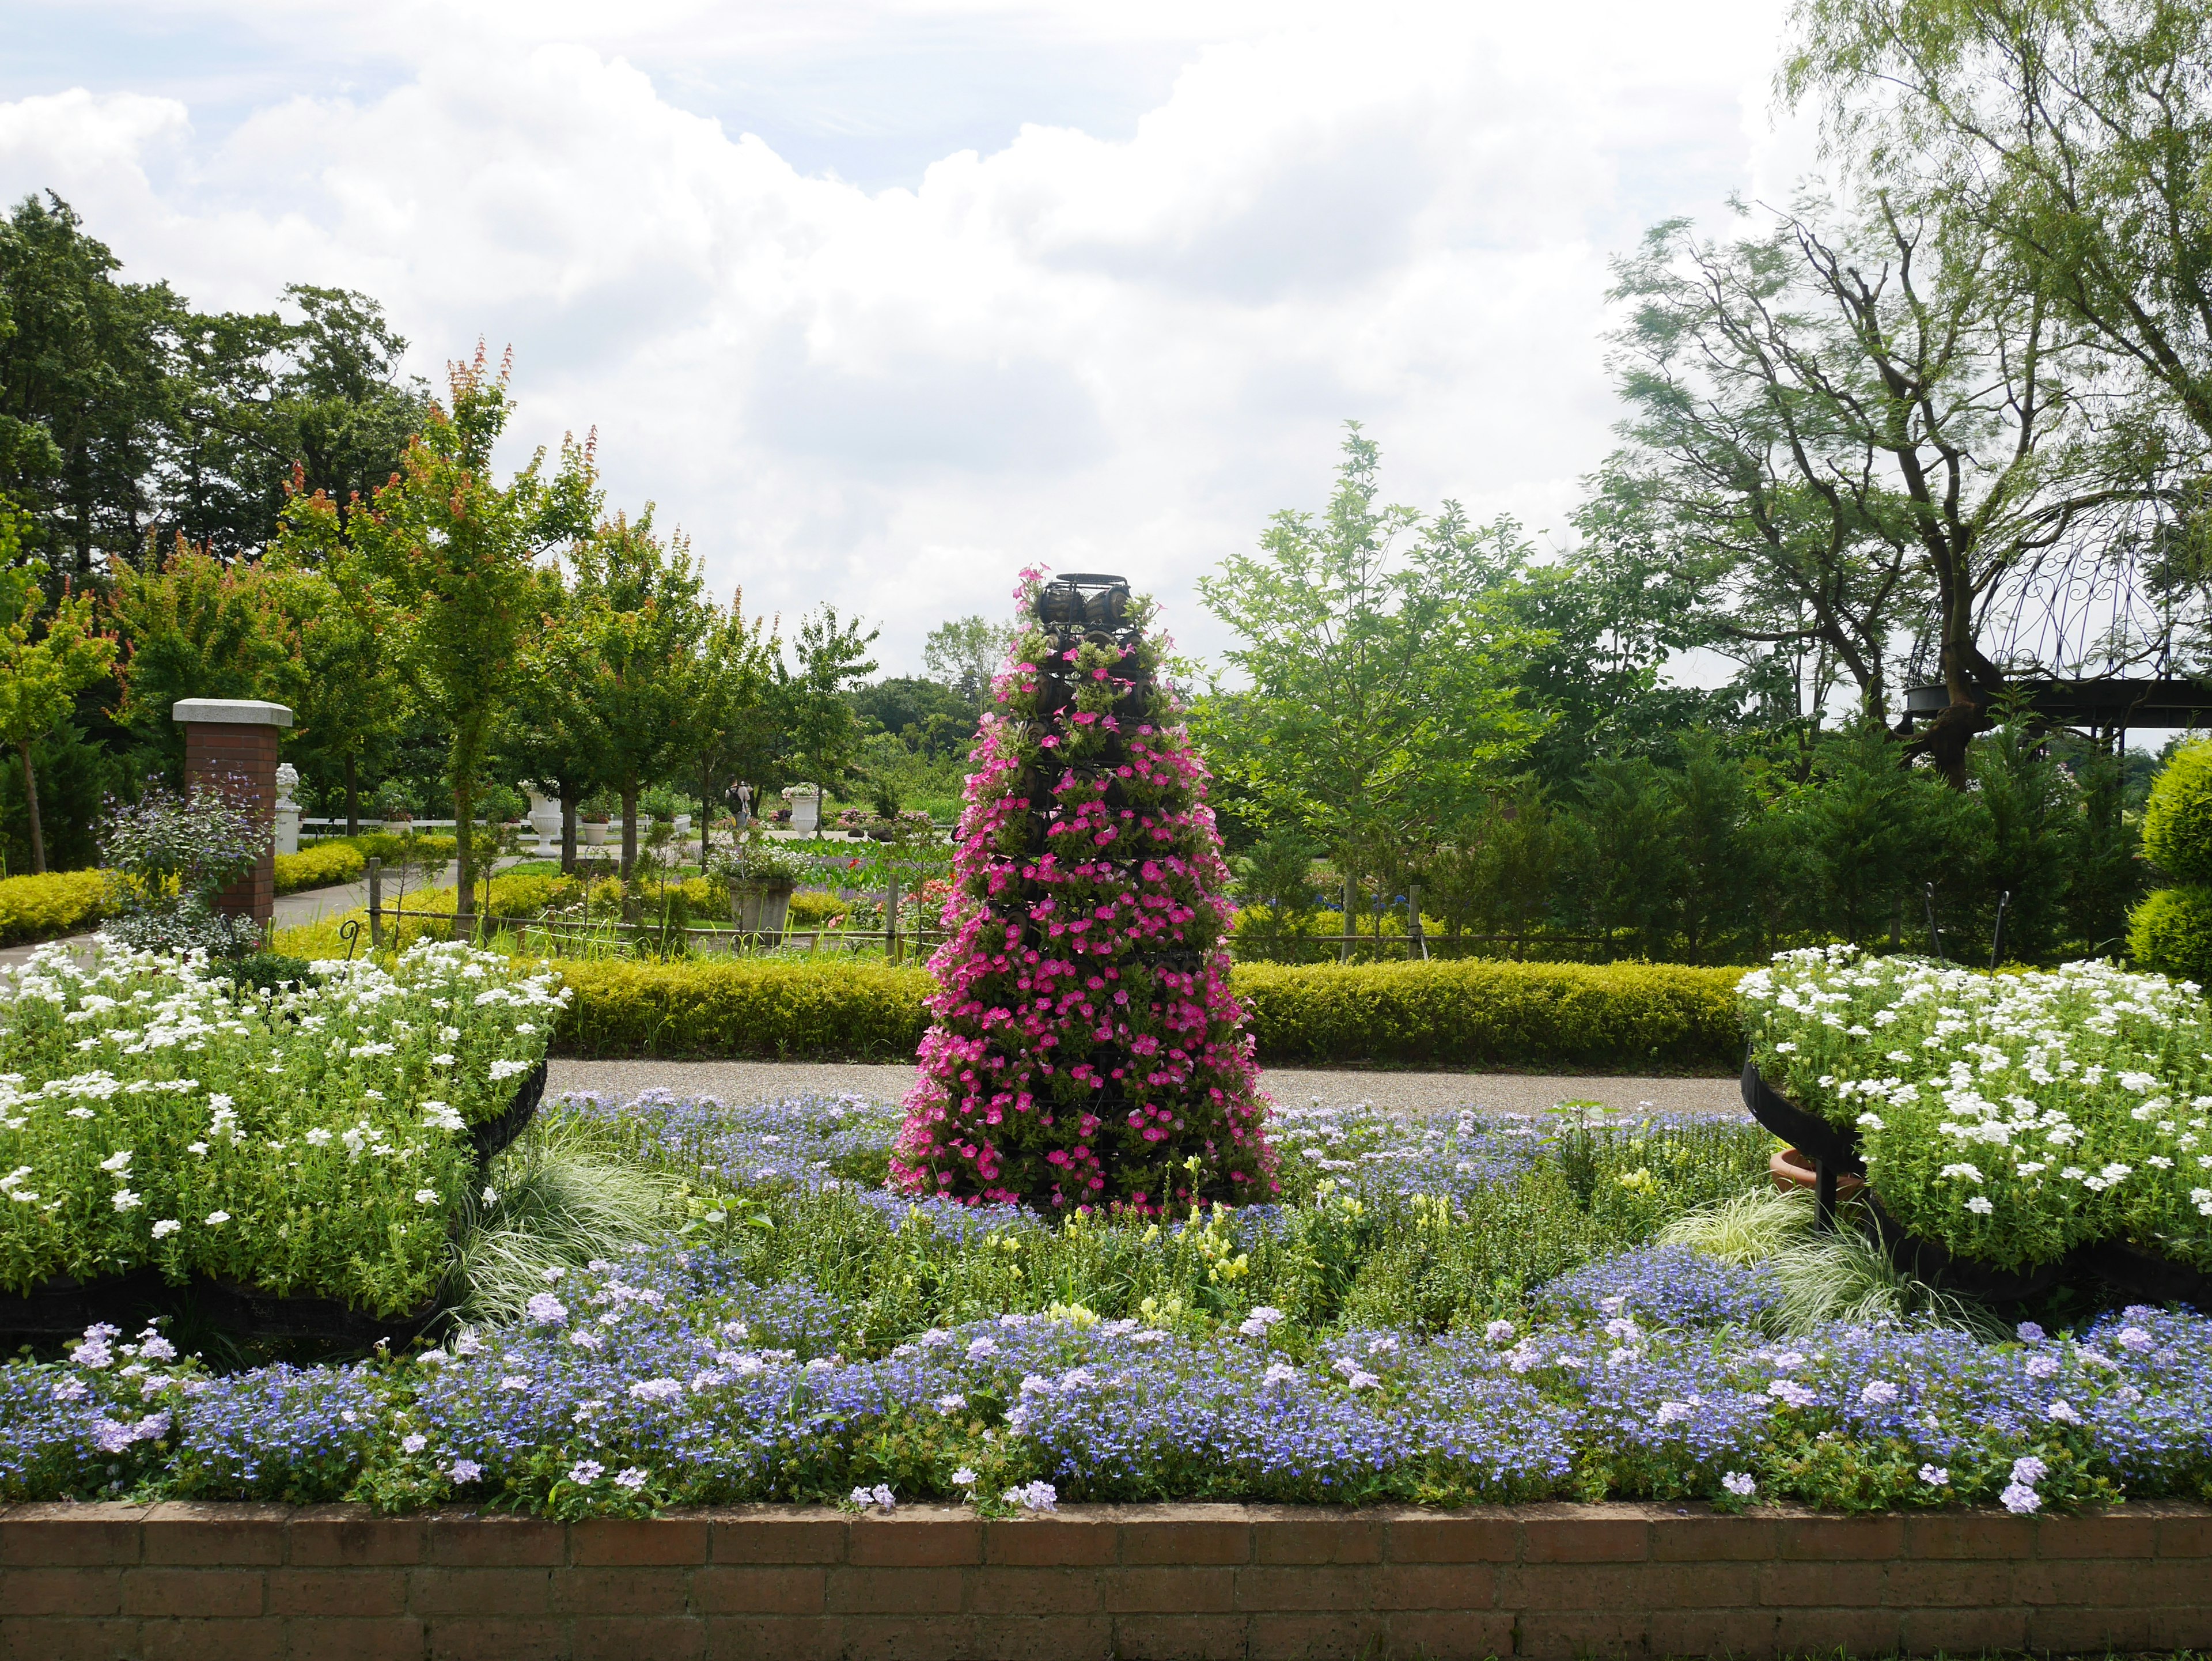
173 698 294 934
274 763 301 856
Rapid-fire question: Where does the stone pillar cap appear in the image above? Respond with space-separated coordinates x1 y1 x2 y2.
172 698 294 728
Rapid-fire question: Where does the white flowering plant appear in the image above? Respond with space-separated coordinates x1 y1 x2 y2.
0 939 567 1315
1741 947 2212 1272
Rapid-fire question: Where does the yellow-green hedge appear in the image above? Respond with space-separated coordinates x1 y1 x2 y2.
273 843 366 894
552 958 934 1059
1232 959 1750 1070
544 955 1750 1067
0 869 107 947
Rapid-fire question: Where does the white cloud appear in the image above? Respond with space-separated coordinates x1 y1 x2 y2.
0 1 1792 669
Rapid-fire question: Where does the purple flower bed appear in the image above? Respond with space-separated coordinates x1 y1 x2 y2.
0 1089 2203 1518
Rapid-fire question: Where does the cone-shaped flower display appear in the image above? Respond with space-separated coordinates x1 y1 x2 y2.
893 571 1277 1212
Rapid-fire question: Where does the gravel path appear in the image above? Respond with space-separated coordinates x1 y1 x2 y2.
544 1059 1748 1118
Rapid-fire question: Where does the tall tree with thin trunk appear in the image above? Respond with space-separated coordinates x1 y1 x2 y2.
277 347 597 922
0 504 113 872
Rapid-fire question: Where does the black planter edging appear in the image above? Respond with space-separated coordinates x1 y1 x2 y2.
1744 1059 2212 1311
469 1057 547 1171
0 1060 549 1347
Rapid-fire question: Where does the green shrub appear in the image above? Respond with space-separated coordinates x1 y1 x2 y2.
0 869 106 946
2142 739 2212 883
2129 883 2212 983
305 831 458 866
274 842 365 894
1231 959 1748 1069
546 955 1747 1066
552 958 934 1058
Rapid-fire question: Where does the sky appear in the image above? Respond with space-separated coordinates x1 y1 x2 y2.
0 0 1819 675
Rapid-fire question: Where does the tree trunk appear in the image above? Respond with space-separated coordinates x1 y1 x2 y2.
453 773 475 926
18 741 45 876
620 786 638 883
343 754 361 837
699 760 713 865
560 788 578 875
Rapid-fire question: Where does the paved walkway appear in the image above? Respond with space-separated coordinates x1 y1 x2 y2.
544 1059 1747 1118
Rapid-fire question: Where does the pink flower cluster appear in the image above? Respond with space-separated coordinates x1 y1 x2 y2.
892 576 1277 1214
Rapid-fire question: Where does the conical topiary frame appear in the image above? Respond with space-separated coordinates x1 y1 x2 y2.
892 570 1277 1213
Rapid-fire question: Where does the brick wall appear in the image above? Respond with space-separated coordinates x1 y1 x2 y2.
2 1499 2207 1659
181 721 279 930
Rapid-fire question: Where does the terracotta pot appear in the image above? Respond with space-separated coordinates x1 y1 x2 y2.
1770 1146 1864 1198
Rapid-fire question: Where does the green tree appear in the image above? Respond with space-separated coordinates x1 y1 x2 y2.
1195 425 1543 895
561 509 712 880
277 347 599 922
922 612 1012 704
1564 757 1684 959
781 606 880 805
681 589 778 862
0 504 115 871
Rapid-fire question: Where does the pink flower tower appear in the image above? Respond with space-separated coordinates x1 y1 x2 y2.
893 570 1277 1213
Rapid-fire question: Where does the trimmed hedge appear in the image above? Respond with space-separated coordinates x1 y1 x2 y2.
547 955 1749 1069
1232 959 1748 1070
552 958 934 1059
0 869 106 947
273 842 366 894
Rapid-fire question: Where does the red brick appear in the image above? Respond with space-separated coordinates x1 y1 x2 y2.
702 1615 839 1661
281 1617 426 1661
572 1614 708 1660
1758 1559 1885 1606
0 1567 123 1615
1101 1566 1237 1614
1245 1610 1387 1660
825 1564 965 1614
1372 1562 1497 1611
551 1565 690 1615
1777 1514 1904 1558
289 1509 425 1567
1901 1510 2036 1560
844 1514 981 1568
423 1515 563 1567
1517 1505 1647 1563
1234 1564 1375 1611
1107 1613 1248 1660
266 1567 407 1617
1508 1561 1757 1611
1252 1515 1382 1564
2036 1508 2160 1557
956 1616 1115 1661
2029 1603 2212 1651
1768 1605 1904 1656
426 1615 566 1660
571 1516 709 1565
1881 1558 2016 1607
142 1503 290 1566
830 1615 994 1661
1899 1603 2031 1652
406 1567 551 1615
141 1616 286 1661
984 1518 1117 1565
123 1568 265 1618
0 1616 138 1661
965 1565 1099 1615
709 1515 847 1565
691 1564 827 1615
1646 1606 1782 1656
1514 1607 1654 1659
1384 1514 1518 1564
1119 1507 1255 1567
1382 1610 1519 1661
1649 1512 1780 1561
0 1504 147 1567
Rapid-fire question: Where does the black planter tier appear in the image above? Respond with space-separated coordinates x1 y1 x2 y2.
1743 1060 2212 1310
0 1058 550 1347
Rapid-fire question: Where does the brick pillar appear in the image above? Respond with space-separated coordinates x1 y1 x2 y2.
172 699 294 936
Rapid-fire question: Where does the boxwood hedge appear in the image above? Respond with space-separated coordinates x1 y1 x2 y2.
547 955 1749 1069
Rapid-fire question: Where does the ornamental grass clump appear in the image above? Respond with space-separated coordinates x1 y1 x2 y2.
0 938 564 1314
893 571 1275 1212
1741 945 2212 1273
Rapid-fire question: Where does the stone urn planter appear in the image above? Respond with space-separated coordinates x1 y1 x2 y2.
729 879 796 937
524 786 562 850
783 784 821 835
579 819 609 847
